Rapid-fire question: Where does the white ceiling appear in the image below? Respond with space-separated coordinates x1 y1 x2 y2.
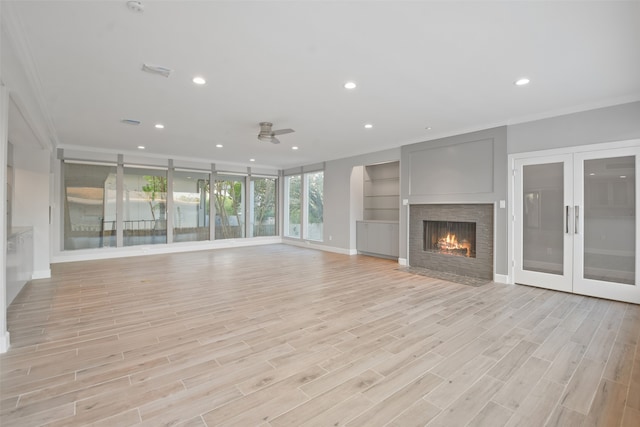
4 1 640 169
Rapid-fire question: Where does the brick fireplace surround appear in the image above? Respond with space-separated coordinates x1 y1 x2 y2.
409 204 494 280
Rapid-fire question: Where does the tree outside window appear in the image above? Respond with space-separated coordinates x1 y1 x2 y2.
214 177 245 239
304 171 323 241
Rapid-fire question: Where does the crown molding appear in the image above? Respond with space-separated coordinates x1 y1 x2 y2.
1 2 58 151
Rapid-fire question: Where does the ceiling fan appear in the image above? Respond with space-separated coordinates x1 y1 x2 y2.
257 122 295 144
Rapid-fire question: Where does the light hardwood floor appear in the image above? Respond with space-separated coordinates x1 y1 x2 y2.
1 244 639 426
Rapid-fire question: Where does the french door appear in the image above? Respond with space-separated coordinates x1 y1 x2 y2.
513 145 639 303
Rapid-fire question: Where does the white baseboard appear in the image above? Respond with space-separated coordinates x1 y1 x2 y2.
398 258 408 266
32 269 51 280
494 274 510 284
0 332 10 354
52 237 282 263
282 239 355 256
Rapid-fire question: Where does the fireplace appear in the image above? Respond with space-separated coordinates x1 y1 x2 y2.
424 220 476 258
410 204 493 280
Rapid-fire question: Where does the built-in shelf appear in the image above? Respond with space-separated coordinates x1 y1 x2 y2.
363 161 400 222
358 161 400 258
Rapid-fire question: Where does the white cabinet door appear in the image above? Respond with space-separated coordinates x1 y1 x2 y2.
356 221 399 258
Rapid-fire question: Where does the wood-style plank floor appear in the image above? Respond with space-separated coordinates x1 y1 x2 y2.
1 244 639 426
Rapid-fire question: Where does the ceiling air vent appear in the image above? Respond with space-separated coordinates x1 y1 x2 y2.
141 63 172 78
121 119 141 126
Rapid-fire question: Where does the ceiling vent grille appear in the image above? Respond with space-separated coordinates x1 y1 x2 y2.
141 64 172 78
121 119 141 126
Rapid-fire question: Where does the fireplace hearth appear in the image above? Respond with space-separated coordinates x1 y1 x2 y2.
410 204 493 280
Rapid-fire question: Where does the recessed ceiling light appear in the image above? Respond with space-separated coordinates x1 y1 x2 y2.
250 158 255 162
515 78 530 86
425 126 432 130
137 145 145 150
155 123 164 129
620 175 627 178
344 81 357 89
292 146 299 150
215 144 223 148
364 124 373 129
192 76 206 85
589 173 595 176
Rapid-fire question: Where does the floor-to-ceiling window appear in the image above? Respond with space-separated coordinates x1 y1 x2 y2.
214 175 245 239
123 167 168 246
63 162 117 250
250 176 277 237
284 174 301 238
304 171 324 241
61 156 279 251
173 170 210 242
284 170 323 242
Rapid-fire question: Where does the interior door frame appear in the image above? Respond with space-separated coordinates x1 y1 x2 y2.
508 139 640 290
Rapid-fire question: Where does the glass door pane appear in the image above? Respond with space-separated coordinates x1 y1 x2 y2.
583 156 635 285
284 175 301 238
123 167 168 246
173 171 210 242
63 162 117 249
522 163 565 275
303 171 324 241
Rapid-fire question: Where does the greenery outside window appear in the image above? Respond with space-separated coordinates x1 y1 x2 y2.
304 171 324 241
123 167 168 246
284 175 301 238
250 177 277 237
214 175 245 239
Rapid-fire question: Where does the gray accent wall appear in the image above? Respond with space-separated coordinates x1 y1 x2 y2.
508 101 640 154
400 127 508 275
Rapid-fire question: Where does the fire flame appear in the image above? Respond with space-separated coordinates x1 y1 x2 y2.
437 233 471 255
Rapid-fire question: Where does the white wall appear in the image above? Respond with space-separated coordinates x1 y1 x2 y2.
349 166 364 251
0 85 10 352
12 143 51 278
2 9 57 352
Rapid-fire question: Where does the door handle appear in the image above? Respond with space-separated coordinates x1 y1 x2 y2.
575 205 579 235
566 206 570 234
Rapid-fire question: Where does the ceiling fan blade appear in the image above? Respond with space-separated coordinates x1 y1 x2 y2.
271 136 281 144
272 128 294 136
